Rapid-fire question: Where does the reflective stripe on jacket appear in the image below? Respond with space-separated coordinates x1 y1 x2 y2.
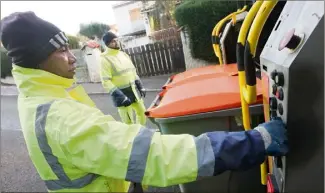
100 48 140 100
12 64 266 192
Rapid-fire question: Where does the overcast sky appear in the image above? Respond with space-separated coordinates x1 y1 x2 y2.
1 1 118 35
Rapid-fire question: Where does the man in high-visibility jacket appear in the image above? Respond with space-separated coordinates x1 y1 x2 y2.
1 12 288 193
100 32 146 125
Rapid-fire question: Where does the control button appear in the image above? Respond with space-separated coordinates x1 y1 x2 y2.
278 103 284 115
275 72 284 86
270 110 277 118
271 70 278 81
270 97 278 110
276 88 284 100
267 174 280 193
278 28 303 51
272 84 277 95
275 156 283 168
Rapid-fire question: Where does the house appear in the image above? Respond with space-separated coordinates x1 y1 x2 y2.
112 1 152 49
140 0 182 41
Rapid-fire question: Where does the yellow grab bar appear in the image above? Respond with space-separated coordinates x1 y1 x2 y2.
212 6 247 65
243 0 278 104
240 0 278 185
237 1 263 130
236 0 268 185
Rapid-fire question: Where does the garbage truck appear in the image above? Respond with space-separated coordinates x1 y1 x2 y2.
251 1 324 192
146 1 324 193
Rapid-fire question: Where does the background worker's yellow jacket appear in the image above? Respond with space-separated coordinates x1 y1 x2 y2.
12 64 266 192
100 48 141 104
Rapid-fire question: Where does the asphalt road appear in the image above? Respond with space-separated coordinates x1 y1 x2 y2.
1 93 179 192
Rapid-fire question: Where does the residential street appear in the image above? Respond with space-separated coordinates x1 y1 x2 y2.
1 75 180 192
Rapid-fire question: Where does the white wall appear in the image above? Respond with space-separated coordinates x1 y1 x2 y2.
113 1 146 36
121 36 151 49
82 47 102 83
143 13 152 36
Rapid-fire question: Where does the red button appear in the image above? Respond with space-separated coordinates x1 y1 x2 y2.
278 28 295 51
267 175 275 193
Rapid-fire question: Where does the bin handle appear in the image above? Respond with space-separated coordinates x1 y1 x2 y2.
145 90 165 116
243 1 278 104
236 0 268 186
212 6 247 66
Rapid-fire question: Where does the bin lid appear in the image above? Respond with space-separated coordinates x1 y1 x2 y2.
146 75 263 118
164 63 238 89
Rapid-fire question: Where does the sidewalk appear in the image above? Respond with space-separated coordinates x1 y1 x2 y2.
1 74 171 96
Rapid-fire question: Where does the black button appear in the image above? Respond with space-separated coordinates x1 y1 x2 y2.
272 84 277 95
271 70 278 81
270 97 278 110
276 88 284 100
270 110 277 118
275 72 285 87
275 156 283 168
278 103 284 115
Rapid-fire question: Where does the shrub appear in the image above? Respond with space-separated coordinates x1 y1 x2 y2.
174 0 252 63
67 35 80 49
0 47 12 78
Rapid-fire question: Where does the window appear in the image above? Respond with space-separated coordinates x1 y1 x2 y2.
129 8 142 22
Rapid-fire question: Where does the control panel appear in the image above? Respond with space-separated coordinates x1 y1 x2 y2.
260 1 324 193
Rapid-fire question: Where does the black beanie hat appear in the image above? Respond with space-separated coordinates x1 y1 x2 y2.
102 31 117 46
0 11 69 69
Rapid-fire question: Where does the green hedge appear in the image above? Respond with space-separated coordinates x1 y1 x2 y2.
67 35 80 49
175 0 252 63
1 47 12 78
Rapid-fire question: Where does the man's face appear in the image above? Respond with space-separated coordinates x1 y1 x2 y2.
107 38 120 50
39 45 77 79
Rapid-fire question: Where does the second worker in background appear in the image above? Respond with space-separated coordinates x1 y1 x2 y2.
100 32 147 125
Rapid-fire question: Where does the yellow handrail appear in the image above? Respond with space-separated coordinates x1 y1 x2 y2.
237 0 279 185
243 0 278 104
237 1 263 130
236 0 267 185
212 6 247 65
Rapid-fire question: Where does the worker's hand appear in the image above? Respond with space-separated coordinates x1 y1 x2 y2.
135 79 146 98
139 88 146 98
86 40 100 49
111 88 131 107
254 118 288 157
121 97 132 107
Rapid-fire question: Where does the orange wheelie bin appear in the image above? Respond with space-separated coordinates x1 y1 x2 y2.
162 63 238 90
146 74 265 193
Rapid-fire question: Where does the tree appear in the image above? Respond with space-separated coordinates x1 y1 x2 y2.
79 22 110 40
142 0 179 31
66 35 80 49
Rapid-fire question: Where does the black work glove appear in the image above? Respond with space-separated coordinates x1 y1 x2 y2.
135 79 146 98
111 88 132 107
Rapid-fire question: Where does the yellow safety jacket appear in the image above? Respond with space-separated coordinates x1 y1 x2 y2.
100 48 140 102
11 65 213 192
